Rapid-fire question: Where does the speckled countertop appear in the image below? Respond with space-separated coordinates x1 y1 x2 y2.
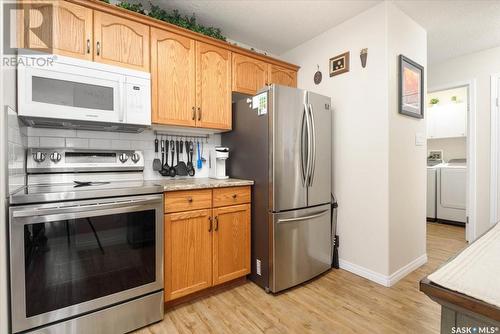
146 178 254 192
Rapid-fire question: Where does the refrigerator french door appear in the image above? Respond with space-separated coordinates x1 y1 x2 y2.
271 86 331 211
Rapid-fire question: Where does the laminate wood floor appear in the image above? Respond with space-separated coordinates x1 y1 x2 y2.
137 223 466 334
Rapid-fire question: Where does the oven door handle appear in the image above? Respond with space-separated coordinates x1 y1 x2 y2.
11 195 162 219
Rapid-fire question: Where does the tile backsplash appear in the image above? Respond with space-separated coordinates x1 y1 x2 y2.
7 106 27 193
26 127 221 180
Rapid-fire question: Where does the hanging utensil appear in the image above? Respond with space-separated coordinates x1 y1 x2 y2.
187 141 195 176
176 140 188 176
169 139 176 177
159 139 169 176
201 140 206 163
197 141 202 169
152 135 162 171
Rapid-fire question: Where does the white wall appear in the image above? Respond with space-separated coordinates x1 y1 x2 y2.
282 1 427 283
282 3 391 277
428 137 467 161
429 46 500 236
386 3 427 274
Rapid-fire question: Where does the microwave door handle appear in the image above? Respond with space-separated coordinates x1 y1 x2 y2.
118 81 125 122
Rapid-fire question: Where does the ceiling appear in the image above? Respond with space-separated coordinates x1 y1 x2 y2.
394 0 500 64
146 0 380 55
146 0 500 64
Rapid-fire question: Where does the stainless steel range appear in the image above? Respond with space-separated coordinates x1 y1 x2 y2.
9 148 164 334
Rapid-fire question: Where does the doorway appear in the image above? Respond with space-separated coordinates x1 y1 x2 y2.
427 81 477 242
490 74 500 228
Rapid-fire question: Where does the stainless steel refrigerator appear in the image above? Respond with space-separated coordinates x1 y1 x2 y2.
222 85 332 293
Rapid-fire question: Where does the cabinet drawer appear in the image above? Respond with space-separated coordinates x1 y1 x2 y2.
164 190 212 213
213 186 251 207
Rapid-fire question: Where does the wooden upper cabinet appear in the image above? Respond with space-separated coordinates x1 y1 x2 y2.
18 1 92 60
196 42 232 130
93 11 150 71
269 64 297 88
151 28 196 126
213 204 251 285
164 209 213 301
232 53 268 95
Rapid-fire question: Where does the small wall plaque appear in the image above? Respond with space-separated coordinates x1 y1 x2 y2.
329 51 350 77
314 65 322 84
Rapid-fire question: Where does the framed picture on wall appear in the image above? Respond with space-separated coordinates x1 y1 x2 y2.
399 55 424 118
329 52 350 77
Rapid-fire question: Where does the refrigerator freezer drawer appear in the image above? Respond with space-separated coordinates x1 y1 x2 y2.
271 204 332 293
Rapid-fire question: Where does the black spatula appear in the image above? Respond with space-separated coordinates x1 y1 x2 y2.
175 140 188 176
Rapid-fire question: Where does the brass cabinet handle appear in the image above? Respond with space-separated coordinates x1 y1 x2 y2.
187 197 193 203
86 39 90 54
208 216 213 232
214 216 219 231
96 41 101 56
197 107 201 121
192 107 196 120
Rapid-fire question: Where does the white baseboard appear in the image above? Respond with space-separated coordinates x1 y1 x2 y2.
339 259 390 287
387 254 427 287
339 253 428 287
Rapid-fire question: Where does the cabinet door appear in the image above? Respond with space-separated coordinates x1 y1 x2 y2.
94 11 150 71
429 103 467 139
232 53 268 95
195 42 232 130
213 204 251 285
18 1 92 60
164 209 213 301
151 28 196 126
269 64 297 88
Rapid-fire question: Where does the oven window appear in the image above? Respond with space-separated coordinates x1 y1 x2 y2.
32 76 114 111
24 210 156 317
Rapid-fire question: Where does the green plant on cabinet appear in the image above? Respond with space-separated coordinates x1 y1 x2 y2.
100 1 226 41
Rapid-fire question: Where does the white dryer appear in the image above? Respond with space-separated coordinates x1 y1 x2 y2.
437 160 467 224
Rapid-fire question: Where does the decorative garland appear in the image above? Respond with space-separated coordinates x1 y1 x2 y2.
100 1 226 41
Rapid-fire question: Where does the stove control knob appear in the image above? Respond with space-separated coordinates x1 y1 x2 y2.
50 152 61 163
131 153 140 163
119 153 129 163
33 151 46 163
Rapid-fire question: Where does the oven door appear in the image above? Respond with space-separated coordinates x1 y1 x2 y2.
9 194 163 333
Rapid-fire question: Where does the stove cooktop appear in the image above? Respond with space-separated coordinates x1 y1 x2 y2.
10 181 164 205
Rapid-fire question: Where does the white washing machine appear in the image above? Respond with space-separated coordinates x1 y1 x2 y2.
437 160 467 224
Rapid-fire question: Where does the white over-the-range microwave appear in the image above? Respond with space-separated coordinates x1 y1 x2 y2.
17 52 151 132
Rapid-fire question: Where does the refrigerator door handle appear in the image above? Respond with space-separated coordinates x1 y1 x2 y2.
304 102 313 187
308 103 316 186
300 104 308 186
276 209 329 224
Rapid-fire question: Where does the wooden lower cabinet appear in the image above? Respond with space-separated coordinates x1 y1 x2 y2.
213 204 251 285
164 187 251 302
164 209 213 301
